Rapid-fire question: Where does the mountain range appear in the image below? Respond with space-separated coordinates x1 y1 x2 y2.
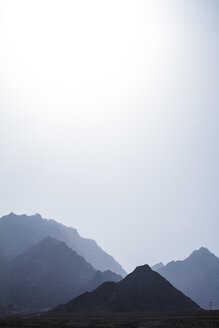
0 237 122 309
1 212 218 312
53 264 200 313
0 213 124 309
0 213 126 276
153 247 219 309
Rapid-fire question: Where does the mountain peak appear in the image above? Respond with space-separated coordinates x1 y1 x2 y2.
53 263 200 313
198 247 211 254
122 264 153 284
34 213 42 218
38 236 64 246
0 212 126 276
155 247 219 309
190 247 213 258
9 212 15 216
2 212 43 221
132 264 152 274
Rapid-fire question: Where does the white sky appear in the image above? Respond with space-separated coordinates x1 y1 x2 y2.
0 0 218 272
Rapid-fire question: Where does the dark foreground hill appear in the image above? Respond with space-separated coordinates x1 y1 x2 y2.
0 213 126 276
0 237 122 309
155 247 219 309
53 265 200 313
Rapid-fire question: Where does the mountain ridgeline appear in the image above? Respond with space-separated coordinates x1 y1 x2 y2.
0 213 217 313
0 237 121 309
0 213 126 277
0 213 124 309
153 247 219 309
53 265 200 313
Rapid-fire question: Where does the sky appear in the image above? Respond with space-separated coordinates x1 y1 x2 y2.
0 0 218 272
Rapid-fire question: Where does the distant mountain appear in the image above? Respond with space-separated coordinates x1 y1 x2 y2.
85 269 122 292
151 262 164 271
155 247 219 309
0 213 126 276
0 237 122 309
53 264 200 313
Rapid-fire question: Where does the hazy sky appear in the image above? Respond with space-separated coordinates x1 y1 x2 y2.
0 0 218 272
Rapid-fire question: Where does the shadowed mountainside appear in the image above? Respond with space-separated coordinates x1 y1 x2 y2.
53 264 200 313
0 237 122 309
0 213 126 276
155 247 219 309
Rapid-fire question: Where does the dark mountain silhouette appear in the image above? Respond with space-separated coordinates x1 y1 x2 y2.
155 247 219 309
53 264 200 313
0 213 126 276
0 237 122 309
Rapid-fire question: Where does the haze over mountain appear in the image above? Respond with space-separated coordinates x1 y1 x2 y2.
0 213 126 277
0 0 218 277
0 237 122 309
154 247 219 309
53 265 200 313
151 262 164 271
